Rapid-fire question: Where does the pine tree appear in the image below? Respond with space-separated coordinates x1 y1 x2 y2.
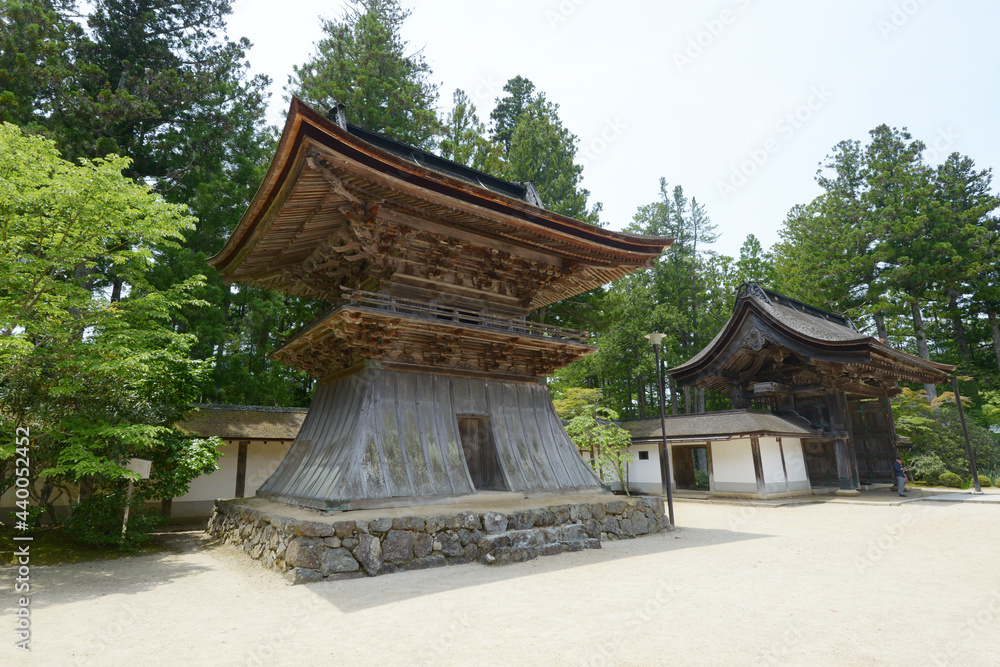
489 76 601 224
288 0 440 150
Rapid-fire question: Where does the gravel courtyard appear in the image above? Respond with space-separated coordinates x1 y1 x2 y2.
6 496 999 666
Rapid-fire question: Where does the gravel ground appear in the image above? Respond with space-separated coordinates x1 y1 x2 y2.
4 498 999 666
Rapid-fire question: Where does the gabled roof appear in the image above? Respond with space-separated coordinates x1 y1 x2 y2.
177 405 307 441
621 410 820 441
670 283 955 391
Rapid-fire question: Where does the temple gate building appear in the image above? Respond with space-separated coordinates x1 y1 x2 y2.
659 283 955 495
208 99 672 510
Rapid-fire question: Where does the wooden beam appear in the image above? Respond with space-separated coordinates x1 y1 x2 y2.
750 437 766 497
235 440 249 498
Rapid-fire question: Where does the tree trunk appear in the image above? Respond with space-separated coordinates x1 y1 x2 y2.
698 387 706 413
669 376 679 415
988 311 1000 373
872 311 888 341
636 375 646 418
910 299 937 401
947 291 972 366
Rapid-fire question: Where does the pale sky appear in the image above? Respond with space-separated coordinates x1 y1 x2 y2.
228 0 1000 259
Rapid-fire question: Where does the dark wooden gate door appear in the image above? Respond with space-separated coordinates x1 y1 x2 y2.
802 439 837 487
457 417 506 491
848 399 896 484
672 446 697 490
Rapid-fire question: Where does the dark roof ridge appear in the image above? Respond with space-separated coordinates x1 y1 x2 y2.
619 408 774 423
345 122 538 204
737 282 855 330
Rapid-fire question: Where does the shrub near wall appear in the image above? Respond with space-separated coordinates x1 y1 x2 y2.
938 472 963 488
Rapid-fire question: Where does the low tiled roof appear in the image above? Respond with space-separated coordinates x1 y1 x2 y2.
176 404 307 441
621 410 819 441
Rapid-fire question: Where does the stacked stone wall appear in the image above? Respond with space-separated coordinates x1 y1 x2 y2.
207 496 669 584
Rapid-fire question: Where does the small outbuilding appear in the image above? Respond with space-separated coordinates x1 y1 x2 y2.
619 410 818 498
171 405 306 518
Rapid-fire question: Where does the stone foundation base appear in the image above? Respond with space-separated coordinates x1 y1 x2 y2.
207 495 669 584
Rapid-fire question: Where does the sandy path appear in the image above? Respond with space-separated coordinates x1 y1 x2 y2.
4 499 999 666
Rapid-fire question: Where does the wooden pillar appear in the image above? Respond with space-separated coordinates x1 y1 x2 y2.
777 437 790 493
750 437 766 497
838 392 862 487
235 440 249 498
883 390 900 455
825 388 857 491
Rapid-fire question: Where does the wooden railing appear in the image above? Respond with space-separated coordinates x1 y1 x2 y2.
340 288 589 343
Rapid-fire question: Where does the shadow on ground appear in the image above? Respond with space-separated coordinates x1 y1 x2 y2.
0 531 217 611
304 525 773 614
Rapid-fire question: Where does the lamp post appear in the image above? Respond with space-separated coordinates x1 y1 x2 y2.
951 375 982 494
645 333 675 527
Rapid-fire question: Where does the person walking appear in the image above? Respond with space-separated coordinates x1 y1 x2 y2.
893 456 909 497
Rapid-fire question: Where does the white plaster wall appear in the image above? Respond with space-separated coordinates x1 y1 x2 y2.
245 441 293 496
627 444 663 485
176 440 291 504
782 438 811 490
583 444 669 494
759 437 786 491
711 439 756 485
178 440 240 503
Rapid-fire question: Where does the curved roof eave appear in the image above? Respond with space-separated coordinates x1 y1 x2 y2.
669 293 955 384
208 97 672 275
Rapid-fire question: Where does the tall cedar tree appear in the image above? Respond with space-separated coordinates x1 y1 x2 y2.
553 179 732 418
3 0 325 405
288 0 440 150
489 75 601 225
776 125 1000 405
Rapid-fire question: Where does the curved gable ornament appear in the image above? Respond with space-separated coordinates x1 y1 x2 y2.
742 327 769 352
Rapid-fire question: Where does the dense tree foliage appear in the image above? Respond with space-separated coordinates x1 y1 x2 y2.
550 178 739 418
288 0 440 149
0 125 219 522
774 125 1000 405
